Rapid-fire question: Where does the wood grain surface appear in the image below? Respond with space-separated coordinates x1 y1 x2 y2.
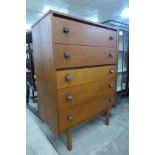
53 16 117 47
54 44 117 69
32 13 59 134
57 78 116 110
56 65 117 89
59 95 115 132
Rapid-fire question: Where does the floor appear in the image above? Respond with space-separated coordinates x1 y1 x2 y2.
26 95 129 155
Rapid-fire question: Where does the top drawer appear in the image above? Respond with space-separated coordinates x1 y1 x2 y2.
53 16 117 47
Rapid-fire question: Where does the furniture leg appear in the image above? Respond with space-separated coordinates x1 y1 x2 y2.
67 128 72 151
105 109 110 125
103 111 111 117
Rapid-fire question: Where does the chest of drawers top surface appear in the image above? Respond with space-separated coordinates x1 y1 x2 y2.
32 10 117 31
32 10 118 150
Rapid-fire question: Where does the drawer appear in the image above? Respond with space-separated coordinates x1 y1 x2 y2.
53 16 117 47
57 78 116 110
56 65 116 89
58 95 115 132
54 44 117 69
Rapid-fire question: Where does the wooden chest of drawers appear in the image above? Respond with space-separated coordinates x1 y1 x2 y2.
32 10 118 151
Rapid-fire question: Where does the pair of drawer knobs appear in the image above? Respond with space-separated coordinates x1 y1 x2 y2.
63 26 114 40
64 51 114 58
67 96 113 121
66 84 113 101
66 70 114 81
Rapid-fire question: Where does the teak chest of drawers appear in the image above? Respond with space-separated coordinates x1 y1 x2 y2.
32 10 118 151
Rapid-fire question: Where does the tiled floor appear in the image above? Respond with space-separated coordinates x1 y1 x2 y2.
27 96 129 155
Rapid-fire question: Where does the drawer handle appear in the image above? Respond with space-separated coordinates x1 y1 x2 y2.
109 52 114 57
64 51 71 58
63 26 70 33
67 115 74 121
109 83 113 88
109 97 113 102
66 75 72 81
109 70 114 74
66 95 73 101
109 36 114 40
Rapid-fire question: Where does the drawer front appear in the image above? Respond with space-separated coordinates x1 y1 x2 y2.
57 78 116 110
53 17 117 47
58 95 115 132
54 44 117 69
56 65 116 89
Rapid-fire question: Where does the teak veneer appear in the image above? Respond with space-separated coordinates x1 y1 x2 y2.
32 10 118 151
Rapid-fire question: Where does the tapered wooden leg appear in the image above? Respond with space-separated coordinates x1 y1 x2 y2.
103 112 111 117
105 109 110 125
67 128 72 151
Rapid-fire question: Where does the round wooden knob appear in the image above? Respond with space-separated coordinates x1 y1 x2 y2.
66 75 72 81
109 83 113 88
109 70 114 74
66 95 73 101
67 115 74 121
63 26 70 33
109 36 114 40
109 52 114 57
64 51 71 58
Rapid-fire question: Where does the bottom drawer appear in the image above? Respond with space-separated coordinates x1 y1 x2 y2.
58 95 115 132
